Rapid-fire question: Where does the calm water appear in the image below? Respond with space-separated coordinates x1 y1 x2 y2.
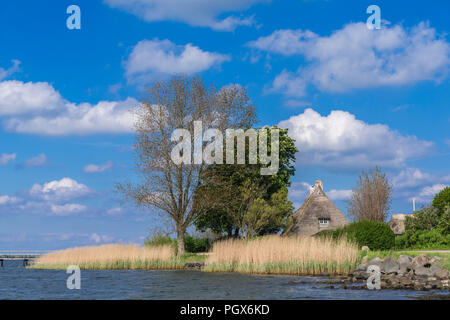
0 261 448 300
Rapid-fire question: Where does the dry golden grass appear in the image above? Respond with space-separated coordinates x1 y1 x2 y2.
33 244 178 269
204 235 359 275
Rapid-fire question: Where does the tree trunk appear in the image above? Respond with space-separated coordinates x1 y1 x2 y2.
176 226 185 256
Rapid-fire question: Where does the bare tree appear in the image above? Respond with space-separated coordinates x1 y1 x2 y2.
348 167 393 222
118 76 256 255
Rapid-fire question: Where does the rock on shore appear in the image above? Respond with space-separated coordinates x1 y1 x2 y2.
348 254 449 291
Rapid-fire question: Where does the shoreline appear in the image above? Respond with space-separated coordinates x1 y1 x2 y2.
28 252 450 292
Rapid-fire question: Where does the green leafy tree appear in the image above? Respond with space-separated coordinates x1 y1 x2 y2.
405 206 442 233
398 189 450 249
431 186 450 214
193 128 297 238
244 187 293 238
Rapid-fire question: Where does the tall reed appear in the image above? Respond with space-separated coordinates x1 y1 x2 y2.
32 244 181 270
204 235 359 275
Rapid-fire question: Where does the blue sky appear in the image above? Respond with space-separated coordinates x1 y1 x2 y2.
0 0 449 249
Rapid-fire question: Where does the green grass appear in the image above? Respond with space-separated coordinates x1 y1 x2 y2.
29 253 208 270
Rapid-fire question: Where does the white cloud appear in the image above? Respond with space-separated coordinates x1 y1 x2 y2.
0 153 16 166
0 60 21 81
104 0 266 31
391 167 450 203
0 81 61 116
288 181 311 199
392 167 434 189
269 69 306 98
125 39 230 83
30 177 92 202
249 22 450 96
414 184 448 203
327 189 352 201
89 233 114 244
0 80 138 135
50 203 86 216
288 181 351 209
0 195 22 205
278 108 433 169
106 207 123 215
24 153 48 168
83 160 113 173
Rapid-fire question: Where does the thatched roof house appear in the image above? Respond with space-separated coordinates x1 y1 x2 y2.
285 180 349 237
388 214 408 236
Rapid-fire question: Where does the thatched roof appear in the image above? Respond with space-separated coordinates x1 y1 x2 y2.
285 180 349 237
388 214 407 235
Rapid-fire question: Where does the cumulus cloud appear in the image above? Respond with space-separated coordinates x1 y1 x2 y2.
125 39 230 83
0 153 16 166
414 184 448 203
249 22 450 97
288 181 351 210
278 108 433 169
24 153 48 168
0 195 22 205
0 80 138 135
30 177 92 202
89 233 114 244
50 203 86 216
392 167 434 189
104 0 266 31
391 167 450 203
0 60 21 81
327 189 353 201
0 80 61 116
269 69 306 98
83 160 113 173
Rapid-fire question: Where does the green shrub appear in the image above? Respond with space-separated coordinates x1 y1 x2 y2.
184 235 212 253
438 206 450 234
343 220 395 250
395 228 450 249
144 232 211 253
405 206 442 233
395 234 408 249
317 220 395 250
144 232 177 248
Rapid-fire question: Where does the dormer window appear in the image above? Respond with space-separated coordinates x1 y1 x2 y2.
319 218 330 227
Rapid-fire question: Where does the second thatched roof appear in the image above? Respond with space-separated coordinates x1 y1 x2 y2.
285 180 349 237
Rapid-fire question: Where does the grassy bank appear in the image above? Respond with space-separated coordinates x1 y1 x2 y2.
30 244 189 270
203 236 359 276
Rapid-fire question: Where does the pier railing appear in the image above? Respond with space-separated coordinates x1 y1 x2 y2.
0 251 53 266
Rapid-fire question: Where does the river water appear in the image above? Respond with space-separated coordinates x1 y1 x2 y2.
0 261 448 299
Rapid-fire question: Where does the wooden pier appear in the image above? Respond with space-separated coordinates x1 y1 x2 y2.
0 251 50 267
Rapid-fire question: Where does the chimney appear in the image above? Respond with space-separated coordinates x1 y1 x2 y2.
315 180 323 192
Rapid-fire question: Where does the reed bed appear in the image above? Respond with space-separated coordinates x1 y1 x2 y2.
204 235 359 275
31 244 183 270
